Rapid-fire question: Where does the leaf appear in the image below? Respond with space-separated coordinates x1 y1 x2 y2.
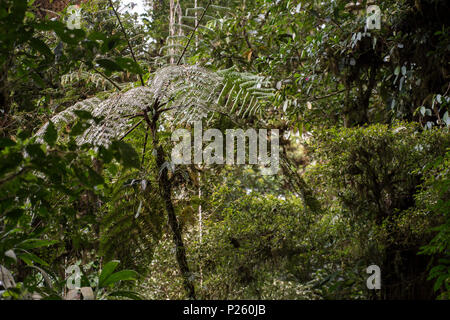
17 239 58 250
35 20 66 33
420 106 426 116
111 141 140 169
25 144 45 161
0 152 23 177
434 274 447 292
115 57 144 74
401 66 407 76
101 270 138 287
96 59 123 72
88 31 107 41
55 28 85 45
443 111 449 127
26 265 53 288
98 146 113 164
98 260 120 287
29 38 54 59
43 121 57 147
101 36 123 53
30 72 45 88
73 110 93 120
70 120 91 137
17 252 49 266
86 167 104 187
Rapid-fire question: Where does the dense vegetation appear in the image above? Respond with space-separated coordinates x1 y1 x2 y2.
0 0 449 300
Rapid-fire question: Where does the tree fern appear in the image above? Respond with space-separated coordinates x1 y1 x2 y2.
36 65 275 147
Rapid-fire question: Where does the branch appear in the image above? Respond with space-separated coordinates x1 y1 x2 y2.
158 105 187 114
108 0 145 86
0 168 29 186
91 66 122 91
311 89 346 102
120 119 143 141
141 125 149 165
176 0 213 65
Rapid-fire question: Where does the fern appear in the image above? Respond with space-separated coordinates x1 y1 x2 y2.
99 173 165 273
36 65 275 147
61 70 122 91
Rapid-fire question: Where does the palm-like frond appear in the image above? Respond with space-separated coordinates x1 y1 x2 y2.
36 65 275 147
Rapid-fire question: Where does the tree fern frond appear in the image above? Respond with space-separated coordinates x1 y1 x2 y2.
36 65 276 147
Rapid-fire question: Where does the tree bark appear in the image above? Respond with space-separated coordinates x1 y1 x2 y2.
148 102 196 299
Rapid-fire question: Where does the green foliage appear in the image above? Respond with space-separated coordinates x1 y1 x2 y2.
1 0 449 301
309 123 449 222
418 149 450 299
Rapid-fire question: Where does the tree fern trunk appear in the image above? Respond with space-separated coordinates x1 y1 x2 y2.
150 104 196 299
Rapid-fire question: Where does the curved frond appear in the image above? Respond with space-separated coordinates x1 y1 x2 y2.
36 65 275 147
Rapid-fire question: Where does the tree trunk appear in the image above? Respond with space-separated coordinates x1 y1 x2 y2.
149 103 196 299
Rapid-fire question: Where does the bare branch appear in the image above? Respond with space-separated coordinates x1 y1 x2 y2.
108 0 145 86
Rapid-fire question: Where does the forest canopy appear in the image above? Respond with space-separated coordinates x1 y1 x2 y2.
0 0 449 300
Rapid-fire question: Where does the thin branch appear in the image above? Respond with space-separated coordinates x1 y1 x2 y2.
122 113 145 119
310 89 346 102
241 19 258 59
141 125 149 165
120 119 143 141
176 0 213 65
158 105 187 113
91 66 122 91
108 0 145 86
0 168 29 186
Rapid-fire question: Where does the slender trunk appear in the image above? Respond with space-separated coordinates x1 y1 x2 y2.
148 104 196 299
194 0 198 48
169 0 175 64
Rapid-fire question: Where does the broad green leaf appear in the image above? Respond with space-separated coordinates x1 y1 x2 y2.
70 120 91 136
115 57 144 74
73 110 93 120
17 252 49 266
101 270 138 287
96 59 123 72
100 36 123 53
111 141 140 169
98 260 120 287
25 143 45 159
44 121 57 147
55 28 86 45
29 38 53 59
17 239 58 250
